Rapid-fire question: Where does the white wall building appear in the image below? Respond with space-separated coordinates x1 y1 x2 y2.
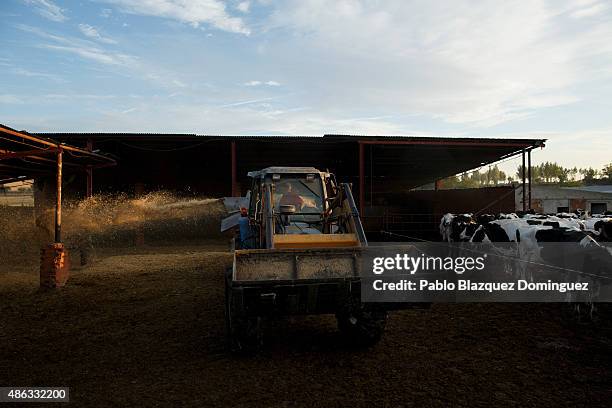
516 185 612 214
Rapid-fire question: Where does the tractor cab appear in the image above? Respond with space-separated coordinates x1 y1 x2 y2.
250 168 326 235
234 167 366 250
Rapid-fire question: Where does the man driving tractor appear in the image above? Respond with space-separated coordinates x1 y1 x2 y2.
278 182 305 210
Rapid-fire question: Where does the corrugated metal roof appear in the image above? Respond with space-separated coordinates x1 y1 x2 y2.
37 131 546 147
563 185 612 194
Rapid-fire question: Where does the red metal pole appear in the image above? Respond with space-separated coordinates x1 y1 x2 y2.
55 146 63 243
231 141 238 196
522 150 526 212
0 148 58 159
86 138 93 198
134 182 145 246
86 167 93 198
359 142 365 217
527 149 532 210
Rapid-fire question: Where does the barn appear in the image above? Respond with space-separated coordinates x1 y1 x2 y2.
31 131 544 239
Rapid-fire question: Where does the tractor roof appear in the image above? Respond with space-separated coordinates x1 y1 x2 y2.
247 166 322 178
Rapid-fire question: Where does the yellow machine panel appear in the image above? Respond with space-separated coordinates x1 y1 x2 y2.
273 233 359 249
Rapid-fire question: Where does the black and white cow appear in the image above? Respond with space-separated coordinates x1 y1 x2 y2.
584 215 612 242
439 213 479 242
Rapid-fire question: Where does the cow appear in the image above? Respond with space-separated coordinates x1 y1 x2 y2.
439 213 479 242
584 215 612 242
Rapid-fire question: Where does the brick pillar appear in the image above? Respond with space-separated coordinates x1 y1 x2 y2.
40 243 70 288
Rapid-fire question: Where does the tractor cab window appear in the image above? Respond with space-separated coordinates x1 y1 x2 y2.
273 176 323 214
272 175 324 234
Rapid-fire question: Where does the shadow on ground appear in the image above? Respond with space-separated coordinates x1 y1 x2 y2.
1 243 611 407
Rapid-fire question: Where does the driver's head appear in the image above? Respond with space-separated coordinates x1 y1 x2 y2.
281 182 293 193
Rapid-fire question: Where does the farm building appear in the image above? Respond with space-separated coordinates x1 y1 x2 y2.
516 184 612 214
1 125 547 240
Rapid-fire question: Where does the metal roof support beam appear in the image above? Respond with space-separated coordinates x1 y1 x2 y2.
522 150 526 212
55 147 63 243
86 138 93 198
1 125 114 161
86 166 93 198
528 148 532 210
0 176 29 185
356 140 537 148
0 148 58 160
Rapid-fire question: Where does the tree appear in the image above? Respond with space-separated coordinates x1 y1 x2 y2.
580 167 599 182
440 160 612 189
569 167 578 181
602 163 612 181
516 164 525 181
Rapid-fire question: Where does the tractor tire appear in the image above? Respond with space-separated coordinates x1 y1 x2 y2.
562 302 600 325
224 268 262 354
336 307 387 347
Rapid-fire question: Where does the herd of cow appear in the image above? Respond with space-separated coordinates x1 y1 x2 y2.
440 211 612 244
439 211 612 310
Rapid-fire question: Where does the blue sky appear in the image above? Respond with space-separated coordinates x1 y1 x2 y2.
1 0 611 175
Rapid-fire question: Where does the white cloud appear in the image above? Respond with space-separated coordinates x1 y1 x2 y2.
10 67 66 82
100 0 250 34
0 94 24 104
219 96 281 108
23 0 67 22
44 98 406 135
17 23 77 44
17 24 180 85
78 24 117 44
236 1 250 13
267 0 612 127
17 24 190 90
42 44 135 66
100 8 113 18
571 2 607 18
42 94 117 100
244 80 281 86
17 24 131 65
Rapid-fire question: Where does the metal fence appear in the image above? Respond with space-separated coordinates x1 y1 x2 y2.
363 212 443 242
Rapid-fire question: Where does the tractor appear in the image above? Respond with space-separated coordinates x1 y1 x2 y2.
222 167 387 353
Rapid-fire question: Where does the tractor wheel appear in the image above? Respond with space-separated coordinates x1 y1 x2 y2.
228 315 262 354
562 302 599 324
224 268 262 354
336 307 387 347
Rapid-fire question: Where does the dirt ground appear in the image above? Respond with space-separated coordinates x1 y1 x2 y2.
1 242 611 407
